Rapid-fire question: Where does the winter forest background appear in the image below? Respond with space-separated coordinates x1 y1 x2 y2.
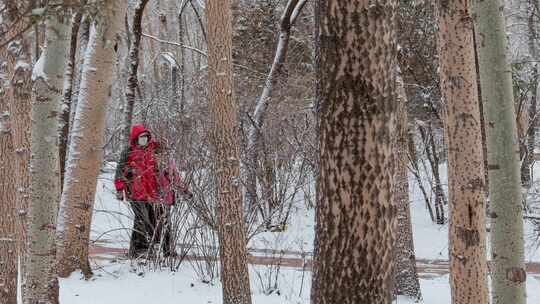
3 0 540 303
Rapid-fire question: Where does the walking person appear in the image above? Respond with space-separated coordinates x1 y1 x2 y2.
114 124 191 258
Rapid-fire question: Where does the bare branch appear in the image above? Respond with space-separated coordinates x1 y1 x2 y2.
141 32 207 57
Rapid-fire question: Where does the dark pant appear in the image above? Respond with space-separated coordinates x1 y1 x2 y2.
129 201 172 257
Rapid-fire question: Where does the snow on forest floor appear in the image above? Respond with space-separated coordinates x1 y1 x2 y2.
58 162 540 303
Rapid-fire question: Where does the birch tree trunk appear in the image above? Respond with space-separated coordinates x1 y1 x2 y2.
206 1 252 303
393 76 421 301
311 0 398 303
59 11 83 190
68 16 91 142
473 0 527 302
25 12 71 304
436 1 489 303
57 0 126 278
56 14 90 246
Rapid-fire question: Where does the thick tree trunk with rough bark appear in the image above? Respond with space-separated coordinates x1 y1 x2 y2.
393 77 421 301
206 1 252 303
311 0 398 303
0 54 18 304
0 4 32 302
6 30 33 304
57 0 126 279
473 0 527 303
25 12 71 304
436 1 489 303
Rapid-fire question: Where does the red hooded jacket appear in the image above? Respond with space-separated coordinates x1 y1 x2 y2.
114 124 185 204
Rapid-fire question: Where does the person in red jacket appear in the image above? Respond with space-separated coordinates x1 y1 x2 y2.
114 124 191 258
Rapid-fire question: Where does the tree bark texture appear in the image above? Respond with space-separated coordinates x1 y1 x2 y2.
206 1 253 303
473 0 527 302
56 14 91 247
6 27 33 304
311 1 398 303
68 16 91 144
436 1 489 303
0 4 32 302
393 77 422 301
57 0 126 279
25 13 71 304
0 46 18 304
59 11 83 191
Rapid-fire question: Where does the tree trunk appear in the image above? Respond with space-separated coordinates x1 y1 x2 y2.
57 0 126 279
178 2 187 113
436 1 489 303
68 15 91 144
59 11 83 191
311 0 398 303
25 12 71 304
393 76 422 301
205 0 252 303
6 27 33 304
473 0 527 303
473 30 490 198
56 13 90 247
0 51 18 304
1 4 32 302
122 0 150 146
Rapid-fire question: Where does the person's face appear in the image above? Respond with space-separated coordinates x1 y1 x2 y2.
137 133 150 147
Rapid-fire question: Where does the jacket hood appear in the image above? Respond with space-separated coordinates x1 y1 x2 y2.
129 124 151 145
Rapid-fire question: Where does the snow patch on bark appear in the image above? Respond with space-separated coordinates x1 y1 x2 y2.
31 54 47 81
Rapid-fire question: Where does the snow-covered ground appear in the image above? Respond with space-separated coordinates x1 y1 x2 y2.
58 162 540 303
60 262 311 304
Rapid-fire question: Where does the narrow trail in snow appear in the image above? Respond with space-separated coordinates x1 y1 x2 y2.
89 243 540 279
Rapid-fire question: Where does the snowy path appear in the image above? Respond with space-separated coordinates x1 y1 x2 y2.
89 243 540 279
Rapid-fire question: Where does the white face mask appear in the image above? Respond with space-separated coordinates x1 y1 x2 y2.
137 135 149 146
